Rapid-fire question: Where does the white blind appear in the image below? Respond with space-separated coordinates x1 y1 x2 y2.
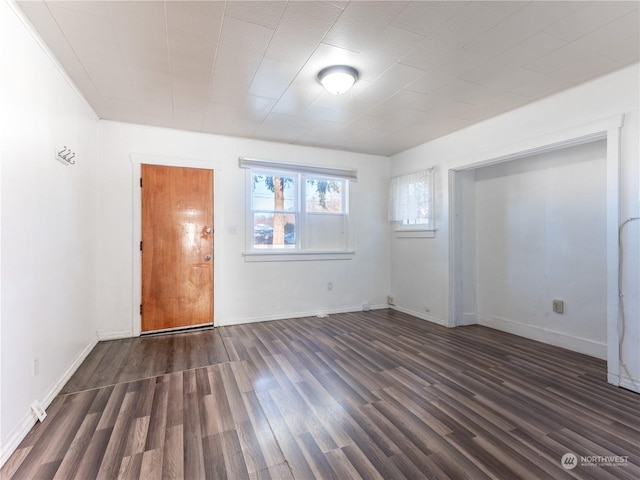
239 157 357 181
388 168 434 224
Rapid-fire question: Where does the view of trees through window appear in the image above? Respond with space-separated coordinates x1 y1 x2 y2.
252 173 344 249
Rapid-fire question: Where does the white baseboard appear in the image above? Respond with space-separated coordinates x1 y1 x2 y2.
479 315 606 360
0 336 98 468
390 305 447 327
97 329 134 341
216 304 388 327
608 372 640 393
458 312 478 326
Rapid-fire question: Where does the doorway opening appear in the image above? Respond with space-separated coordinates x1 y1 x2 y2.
448 115 625 389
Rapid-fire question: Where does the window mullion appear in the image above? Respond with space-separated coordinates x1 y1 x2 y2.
298 173 305 250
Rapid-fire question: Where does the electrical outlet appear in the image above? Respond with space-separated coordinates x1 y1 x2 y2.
552 299 564 314
32 357 39 377
425 305 431 313
327 282 333 291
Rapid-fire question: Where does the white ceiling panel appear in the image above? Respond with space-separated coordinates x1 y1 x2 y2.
399 28 461 71
578 10 640 61
264 1 342 66
172 79 211 112
525 12 640 77
202 102 238 132
209 69 253 106
16 0 640 156
391 1 465 37
439 1 527 48
543 1 639 43
494 32 568 70
214 16 274 77
271 85 322 116
166 1 224 60
50 1 109 16
290 42 362 87
463 1 583 57
46 4 122 67
106 1 167 52
406 49 490 95
353 63 427 112
82 59 136 100
239 95 278 123
225 1 287 29
322 1 408 53
248 58 300 100
173 109 204 132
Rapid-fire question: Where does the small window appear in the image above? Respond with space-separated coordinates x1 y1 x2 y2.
389 169 435 235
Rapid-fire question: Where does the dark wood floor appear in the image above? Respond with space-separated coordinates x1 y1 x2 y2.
2 310 639 479
60 328 230 394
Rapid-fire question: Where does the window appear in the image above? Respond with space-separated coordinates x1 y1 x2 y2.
389 168 435 236
240 158 355 256
251 173 297 249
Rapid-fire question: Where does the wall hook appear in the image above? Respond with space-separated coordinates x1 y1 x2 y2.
55 146 77 166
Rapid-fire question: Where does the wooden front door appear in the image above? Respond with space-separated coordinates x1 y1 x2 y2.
141 164 214 333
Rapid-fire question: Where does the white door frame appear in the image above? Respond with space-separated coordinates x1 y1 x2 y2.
131 154 224 337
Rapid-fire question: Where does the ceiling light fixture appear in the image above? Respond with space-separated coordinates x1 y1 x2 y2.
318 65 359 95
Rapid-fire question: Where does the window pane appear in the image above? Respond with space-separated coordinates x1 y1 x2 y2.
306 179 343 213
252 174 296 211
253 213 296 249
306 213 346 250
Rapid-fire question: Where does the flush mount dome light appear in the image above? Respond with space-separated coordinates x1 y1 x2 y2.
318 65 359 95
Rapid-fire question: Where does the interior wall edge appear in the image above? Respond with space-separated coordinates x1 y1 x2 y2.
96 330 134 342
608 372 640 394
478 315 607 360
5 0 98 121
0 336 98 468
390 305 447 327
212 304 389 328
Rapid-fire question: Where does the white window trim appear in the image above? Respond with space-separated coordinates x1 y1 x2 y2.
394 228 437 238
243 251 355 262
242 160 355 260
239 156 357 181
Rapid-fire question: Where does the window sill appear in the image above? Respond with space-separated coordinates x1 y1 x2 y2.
243 250 355 262
394 229 436 239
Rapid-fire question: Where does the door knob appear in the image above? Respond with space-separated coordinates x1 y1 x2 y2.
204 254 212 261
204 227 212 235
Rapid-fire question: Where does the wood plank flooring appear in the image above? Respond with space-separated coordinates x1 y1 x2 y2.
2 310 639 479
61 328 229 394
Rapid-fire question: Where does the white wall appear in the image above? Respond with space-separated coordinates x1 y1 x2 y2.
390 65 639 389
97 121 390 337
474 141 607 357
0 0 99 463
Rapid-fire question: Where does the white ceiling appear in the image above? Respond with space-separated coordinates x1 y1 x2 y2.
17 1 640 156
